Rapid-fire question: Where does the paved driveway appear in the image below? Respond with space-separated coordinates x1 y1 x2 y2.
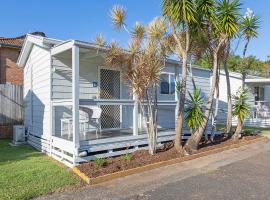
126 150 270 200
37 139 270 200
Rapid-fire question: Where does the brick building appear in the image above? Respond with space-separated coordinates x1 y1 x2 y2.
0 32 45 85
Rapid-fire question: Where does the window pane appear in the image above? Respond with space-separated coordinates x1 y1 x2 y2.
160 74 169 94
170 75 175 94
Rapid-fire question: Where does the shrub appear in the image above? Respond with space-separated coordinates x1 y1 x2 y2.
94 157 106 167
123 153 132 162
243 129 252 136
184 86 205 134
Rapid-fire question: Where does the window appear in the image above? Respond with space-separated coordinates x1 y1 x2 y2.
254 86 264 104
160 73 175 95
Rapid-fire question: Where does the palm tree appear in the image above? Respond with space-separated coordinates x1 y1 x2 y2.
106 6 168 155
232 87 250 140
184 0 241 152
241 8 260 87
162 0 197 152
223 43 233 135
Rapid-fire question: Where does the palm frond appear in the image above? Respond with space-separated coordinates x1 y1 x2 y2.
185 86 205 131
94 33 106 46
162 0 197 24
216 0 241 38
110 5 126 30
240 13 260 40
105 41 125 68
131 22 145 44
147 17 167 41
232 87 250 121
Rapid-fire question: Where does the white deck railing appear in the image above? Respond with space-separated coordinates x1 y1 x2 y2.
252 101 270 119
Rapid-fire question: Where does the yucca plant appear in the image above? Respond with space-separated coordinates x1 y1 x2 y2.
106 6 169 155
240 8 260 87
162 0 197 152
232 87 250 141
185 87 205 135
185 0 241 152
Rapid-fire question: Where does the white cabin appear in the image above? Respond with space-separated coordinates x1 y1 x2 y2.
17 34 269 167
217 71 270 127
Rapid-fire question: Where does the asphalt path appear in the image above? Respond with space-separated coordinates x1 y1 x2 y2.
36 139 270 200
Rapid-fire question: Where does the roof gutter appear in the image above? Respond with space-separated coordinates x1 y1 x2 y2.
0 43 22 49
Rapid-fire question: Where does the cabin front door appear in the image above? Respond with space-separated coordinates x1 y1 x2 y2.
99 68 121 129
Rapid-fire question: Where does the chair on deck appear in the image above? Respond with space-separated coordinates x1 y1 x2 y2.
79 106 102 138
60 106 102 139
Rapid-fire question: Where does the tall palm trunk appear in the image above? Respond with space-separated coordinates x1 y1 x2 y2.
234 39 250 141
210 67 220 141
224 46 232 135
241 39 250 87
188 60 196 89
184 46 220 152
175 54 188 151
232 117 242 141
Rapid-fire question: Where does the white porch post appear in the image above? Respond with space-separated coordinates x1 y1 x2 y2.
133 93 139 136
72 45 80 154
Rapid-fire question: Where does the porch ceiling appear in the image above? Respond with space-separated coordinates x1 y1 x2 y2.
51 39 107 56
52 46 104 62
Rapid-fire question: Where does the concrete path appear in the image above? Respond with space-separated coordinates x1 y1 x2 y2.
37 139 270 200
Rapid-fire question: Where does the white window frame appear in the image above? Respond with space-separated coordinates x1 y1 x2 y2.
160 72 175 95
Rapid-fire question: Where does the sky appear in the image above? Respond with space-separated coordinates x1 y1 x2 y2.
1 0 269 60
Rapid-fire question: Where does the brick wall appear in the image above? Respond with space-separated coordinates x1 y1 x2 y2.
0 47 23 85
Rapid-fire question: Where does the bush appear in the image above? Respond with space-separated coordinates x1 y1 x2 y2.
243 129 252 136
123 153 132 162
94 157 106 167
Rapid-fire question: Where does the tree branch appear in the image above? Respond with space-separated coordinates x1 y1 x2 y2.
185 22 190 53
169 19 185 56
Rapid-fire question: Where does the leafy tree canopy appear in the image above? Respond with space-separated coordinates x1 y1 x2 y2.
195 54 270 77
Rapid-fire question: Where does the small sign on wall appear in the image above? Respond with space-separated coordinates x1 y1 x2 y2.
92 81 98 87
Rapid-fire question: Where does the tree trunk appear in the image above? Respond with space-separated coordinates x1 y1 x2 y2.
188 61 196 89
144 87 158 155
224 47 232 135
210 67 220 141
241 39 250 88
184 48 220 152
232 117 242 141
175 55 188 151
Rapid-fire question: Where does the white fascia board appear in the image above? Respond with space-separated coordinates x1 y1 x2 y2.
17 34 55 67
17 34 44 67
43 37 63 46
51 40 75 56
245 78 270 84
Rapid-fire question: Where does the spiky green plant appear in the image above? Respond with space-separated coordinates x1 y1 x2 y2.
94 157 106 168
240 8 260 86
232 87 250 121
185 0 241 152
123 153 132 162
232 87 250 140
162 0 197 152
241 9 260 40
185 87 205 134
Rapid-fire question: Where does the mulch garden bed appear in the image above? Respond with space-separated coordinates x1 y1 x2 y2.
77 134 263 179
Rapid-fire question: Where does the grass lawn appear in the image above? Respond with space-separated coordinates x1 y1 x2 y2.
0 139 81 200
216 124 270 136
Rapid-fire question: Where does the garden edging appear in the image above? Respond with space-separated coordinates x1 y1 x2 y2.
72 136 267 185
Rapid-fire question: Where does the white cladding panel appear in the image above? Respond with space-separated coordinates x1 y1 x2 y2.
23 45 51 138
